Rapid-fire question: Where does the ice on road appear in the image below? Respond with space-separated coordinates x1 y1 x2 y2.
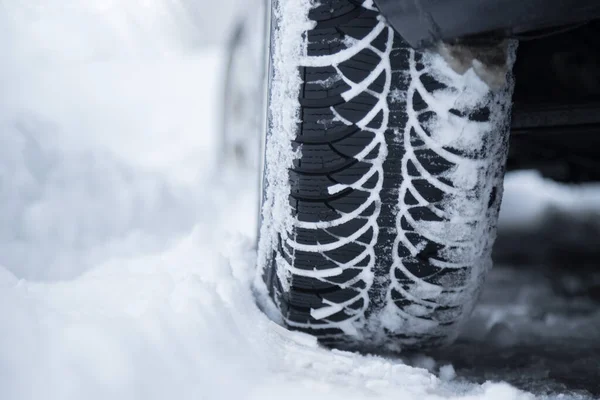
0 1 598 399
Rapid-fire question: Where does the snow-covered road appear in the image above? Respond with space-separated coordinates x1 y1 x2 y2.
1 1 598 399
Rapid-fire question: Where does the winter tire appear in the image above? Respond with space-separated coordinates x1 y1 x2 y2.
256 0 516 351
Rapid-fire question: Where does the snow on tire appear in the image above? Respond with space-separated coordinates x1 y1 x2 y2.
257 0 516 351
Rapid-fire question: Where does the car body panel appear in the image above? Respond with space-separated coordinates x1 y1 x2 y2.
374 0 600 48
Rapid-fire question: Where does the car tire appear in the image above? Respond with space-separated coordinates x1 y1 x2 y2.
256 0 516 350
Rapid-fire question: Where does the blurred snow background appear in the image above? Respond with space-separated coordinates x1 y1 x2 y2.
0 0 239 281
0 1 598 399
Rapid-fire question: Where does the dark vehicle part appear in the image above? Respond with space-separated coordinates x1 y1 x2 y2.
257 0 515 350
508 20 600 182
374 0 600 49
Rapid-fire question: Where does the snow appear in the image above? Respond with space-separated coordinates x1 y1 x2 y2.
499 170 600 230
256 0 313 304
0 1 598 399
440 365 457 382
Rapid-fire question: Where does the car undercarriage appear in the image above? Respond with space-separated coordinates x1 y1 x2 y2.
509 20 600 182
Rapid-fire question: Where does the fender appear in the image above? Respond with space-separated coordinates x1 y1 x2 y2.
373 0 600 48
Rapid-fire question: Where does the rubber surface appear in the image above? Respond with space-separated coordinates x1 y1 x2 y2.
261 0 515 350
